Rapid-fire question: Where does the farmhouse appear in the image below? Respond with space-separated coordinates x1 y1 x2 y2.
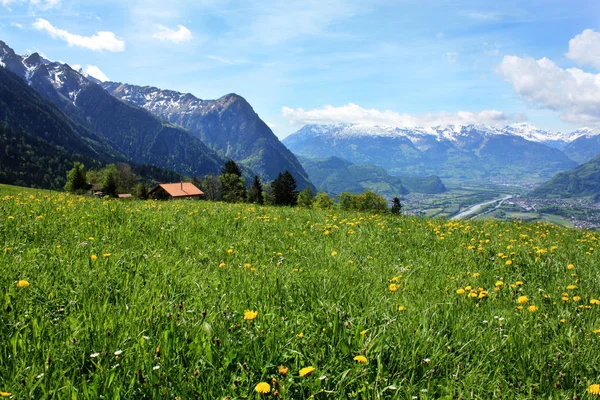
148 182 204 200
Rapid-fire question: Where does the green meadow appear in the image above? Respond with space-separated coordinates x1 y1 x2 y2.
1 184 600 399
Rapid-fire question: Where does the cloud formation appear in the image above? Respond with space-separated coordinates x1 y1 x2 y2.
498 39 600 125
282 103 518 128
152 25 192 44
72 64 109 82
33 19 125 52
566 29 600 69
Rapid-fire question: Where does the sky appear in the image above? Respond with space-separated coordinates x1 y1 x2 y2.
1 0 600 138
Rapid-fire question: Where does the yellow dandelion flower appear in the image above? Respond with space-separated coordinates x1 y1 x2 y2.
219 263 226 268
505 260 513 265
593 329 600 334
389 283 399 292
255 382 270 394
278 365 288 375
360 330 368 335
567 264 575 270
517 296 529 304
588 384 600 395
353 355 368 364
243 310 258 320
465 285 472 291
0 392 11 397
297 332 304 338
456 288 466 295
16 280 29 288
227 249 234 254
562 297 569 302
516 305 523 310
468 292 478 298
90 254 97 261
516 281 523 286
398 305 407 311
478 291 487 299
567 285 577 290
331 251 338 257
299 366 315 377
88 237 94 241
324 230 330 235
472 272 480 277
591 299 600 305
103 253 111 258
495 281 504 287
528 305 538 313
560 319 566 323
573 296 582 302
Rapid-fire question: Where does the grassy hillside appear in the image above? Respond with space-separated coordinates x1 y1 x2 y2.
531 153 600 201
1 185 599 398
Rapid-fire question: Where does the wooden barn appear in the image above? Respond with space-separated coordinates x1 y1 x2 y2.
148 182 204 200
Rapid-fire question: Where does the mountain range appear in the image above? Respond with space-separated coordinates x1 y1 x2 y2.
531 154 600 201
0 40 313 190
283 123 598 184
298 156 446 198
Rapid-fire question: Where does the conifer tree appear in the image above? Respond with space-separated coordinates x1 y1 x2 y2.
248 175 264 204
391 197 402 214
64 162 87 194
271 170 298 206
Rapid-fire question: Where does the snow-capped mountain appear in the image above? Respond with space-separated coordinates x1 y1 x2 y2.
101 82 313 189
283 123 581 184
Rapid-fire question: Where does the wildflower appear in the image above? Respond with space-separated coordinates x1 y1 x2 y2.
88 237 94 241
588 384 600 395
593 329 600 334
567 264 575 270
468 292 478 298
573 296 582 302
353 355 368 364
472 272 480 277
331 251 338 257
243 310 258 320
516 281 523 286
591 299 600 305
278 365 288 375
297 332 304 338
398 305 407 311
255 382 271 394
456 288 465 295
90 254 97 261
153 365 160 370
465 286 472 291
0 392 11 397
495 281 504 287
299 366 316 377
528 305 538 313
16 280 30 288
227 249 234 254
219 263 226 268
567 285 577 290
90 352 100 358
517 296 529 304
505 260 513 265
561 297 569 302
114 350 123 356
103 253 111 258
360 330 368 335
389 283 399 292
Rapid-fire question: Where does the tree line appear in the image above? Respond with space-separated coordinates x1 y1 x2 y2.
64 160 402 214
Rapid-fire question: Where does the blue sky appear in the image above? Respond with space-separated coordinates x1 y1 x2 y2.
1 0 600 137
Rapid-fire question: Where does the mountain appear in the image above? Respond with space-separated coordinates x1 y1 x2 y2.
0 66 180 189
298 156 446 198
101 82 314 190
562 129 600 164
531 153 600 201
0 40 226 178
283 124 579 184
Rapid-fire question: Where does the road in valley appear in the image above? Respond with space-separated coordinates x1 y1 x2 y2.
451 195 513 220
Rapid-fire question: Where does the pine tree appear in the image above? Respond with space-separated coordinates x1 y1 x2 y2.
222 160 242 177
133 182 149 200
64 162 87 194
271 170 298 206
103 164 120 198
247 175 264 204
391 197 402 214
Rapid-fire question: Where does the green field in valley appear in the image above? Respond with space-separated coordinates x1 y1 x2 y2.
1 184 600 399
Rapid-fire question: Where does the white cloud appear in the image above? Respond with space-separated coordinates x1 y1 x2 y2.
72 64 110 82
282 103 518 128
32 18 125 52
152 25 192 44
498 55 600 125
11 22 23 28
446 51 458 64
566 29 600 69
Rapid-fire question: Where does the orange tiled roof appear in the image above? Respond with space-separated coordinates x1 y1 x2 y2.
155 182 204 197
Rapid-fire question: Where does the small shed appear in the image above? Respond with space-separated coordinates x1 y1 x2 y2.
118 194 132 199
148 182 204 200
